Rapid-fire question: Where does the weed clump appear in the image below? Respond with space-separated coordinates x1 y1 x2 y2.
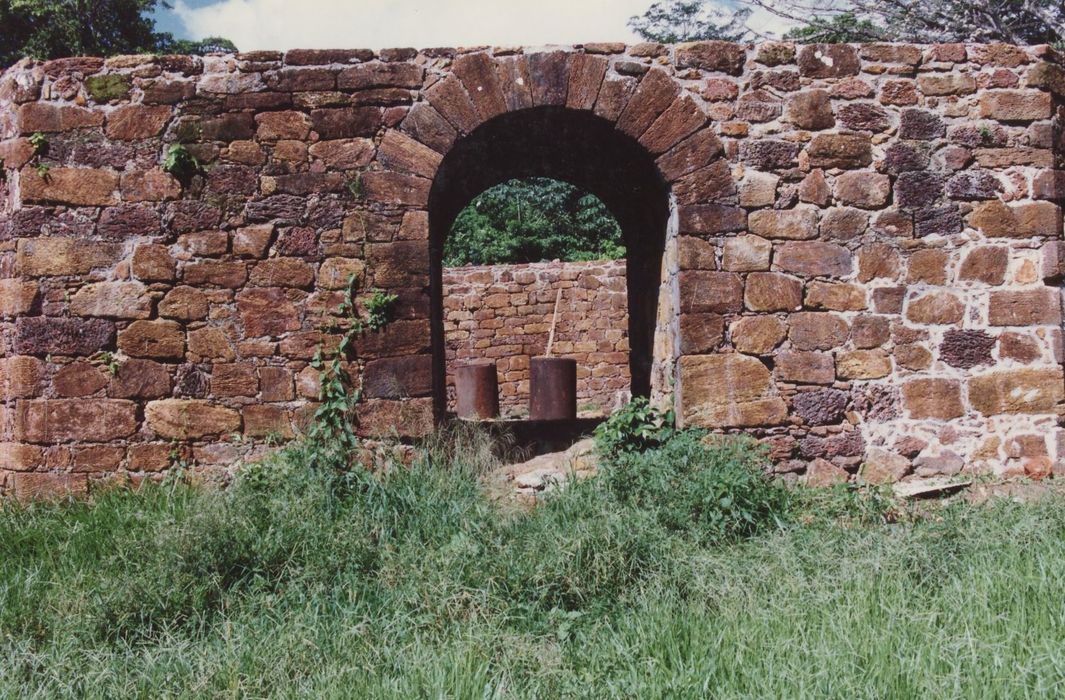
594 397 790 542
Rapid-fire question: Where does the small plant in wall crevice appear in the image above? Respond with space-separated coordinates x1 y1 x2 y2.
27 132 51 181
346 172 364 200
28 131 48 156
162 144 201 185
365 289 398 331
91 350 122 376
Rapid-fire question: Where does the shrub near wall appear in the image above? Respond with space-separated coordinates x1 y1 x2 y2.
443 259 629 416
0 42 1064 497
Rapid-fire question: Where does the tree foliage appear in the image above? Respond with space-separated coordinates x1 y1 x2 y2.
751 0 1063 44
160 36 239 55
443 178 625 267
632 0 1062 45
783 11 885 42
0 0 237 68
629 0 752 42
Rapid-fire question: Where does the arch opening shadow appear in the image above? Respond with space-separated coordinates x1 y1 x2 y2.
429 107 672 419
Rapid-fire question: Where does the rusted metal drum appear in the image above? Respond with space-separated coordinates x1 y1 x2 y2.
455 361 499 420
529 357 577 421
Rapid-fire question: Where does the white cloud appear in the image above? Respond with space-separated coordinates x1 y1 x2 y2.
174 0 654 52
745 5 799 39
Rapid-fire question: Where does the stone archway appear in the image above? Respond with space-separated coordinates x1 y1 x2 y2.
425 106 672 418
383 52 737 423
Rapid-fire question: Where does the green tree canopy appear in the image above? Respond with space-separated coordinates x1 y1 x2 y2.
0 0 237 67
444 178 625 267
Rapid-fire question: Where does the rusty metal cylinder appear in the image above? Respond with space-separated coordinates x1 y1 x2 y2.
529 357 577 421
455 361 499 420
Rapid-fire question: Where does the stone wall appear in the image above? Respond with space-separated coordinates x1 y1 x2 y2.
1 41 1064 498
442 259 629 416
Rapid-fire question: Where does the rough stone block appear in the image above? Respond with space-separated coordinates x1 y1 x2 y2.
237 288 301 337
15 317 114 356
617 68 679 138
836 350 891 379
788 312 849 351
10 473 88 501
834 172 890 209
970 200 1061 239
901 378 964 420
979 90 1053 121
988 288 1061 326
774 241 852 278
786 89 834 130
15 399 137 442
906 291 964 325
939 329 995 369
748 207 818 240
805 458 849 487
679 271 743 314
722 235 771 272
679 354 786 428
731 316 786 355
118 320 185 360
678 313 725 354
970 368 1064 415
861 448 911 485
0 279 38 317
744 272 802 312
105 105 172 140
363 354 433 399
774 351 834 384
674 41 745 75
898 109 945 139
108 359 172 399
145 399 242 439
797 45 859 78
906 249 949 285
806 134 871 169
70 282 152 320
132 244 177 283
0 356 43 399
17 238 122 277
17 103 102 133
655 130 723 182
212 364 259 397
804 281 865 311
836 103 890 132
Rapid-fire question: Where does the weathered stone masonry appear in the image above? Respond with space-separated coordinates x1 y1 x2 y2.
1 41 1064 498
443 259 630 416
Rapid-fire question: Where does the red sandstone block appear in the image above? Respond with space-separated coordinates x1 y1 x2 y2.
243 405 295 438
11 472 88 501
17 103 102 133
20 167 118 207
0 442 43 471
989 288 1062 326
14 399 138 443
105 105 172 140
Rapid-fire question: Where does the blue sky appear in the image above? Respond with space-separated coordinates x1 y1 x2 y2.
152 0 791 51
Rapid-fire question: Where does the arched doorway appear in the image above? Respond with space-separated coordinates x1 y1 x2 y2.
427 106 674 419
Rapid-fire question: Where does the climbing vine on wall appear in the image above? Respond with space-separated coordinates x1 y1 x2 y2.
307 273 397 468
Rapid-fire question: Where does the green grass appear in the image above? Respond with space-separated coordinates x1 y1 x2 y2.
3 429 1065 698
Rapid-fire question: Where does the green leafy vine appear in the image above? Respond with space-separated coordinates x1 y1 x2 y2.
306 273 397 468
